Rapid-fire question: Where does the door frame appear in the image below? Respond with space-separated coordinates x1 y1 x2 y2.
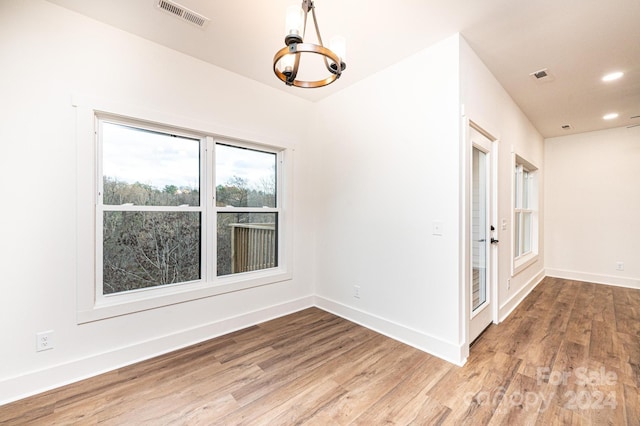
463 119 499 355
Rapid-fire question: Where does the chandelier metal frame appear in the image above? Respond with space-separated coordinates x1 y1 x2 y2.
273 0 346 88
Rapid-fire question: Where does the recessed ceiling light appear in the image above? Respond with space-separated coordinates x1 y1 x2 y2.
603 113 619 120
602 71 624 82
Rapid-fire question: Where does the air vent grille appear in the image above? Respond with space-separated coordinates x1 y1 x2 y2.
183 11 207 27
157 0 209 29
561 124 573 130
529 68 555 83
533 70 548 79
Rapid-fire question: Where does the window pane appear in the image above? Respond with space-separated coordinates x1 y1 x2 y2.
514 166 521 209
523 212 532 254
215 144 276 208
522 170 530 209
515 212 521 257
102 122 200 206
217 213 277 276
103 211 201 294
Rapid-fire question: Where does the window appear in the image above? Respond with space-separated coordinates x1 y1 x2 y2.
79 111 290 321
513 155 538 272
99 121 203 295
215 144 278 276
514 165 531 258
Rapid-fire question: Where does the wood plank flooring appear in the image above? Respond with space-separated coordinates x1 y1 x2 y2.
1 277 639 425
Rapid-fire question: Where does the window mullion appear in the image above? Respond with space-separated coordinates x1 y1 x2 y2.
101 205 202 212
216 207 279 213
520 209 525 255
206 136 215 282
517 210 520 257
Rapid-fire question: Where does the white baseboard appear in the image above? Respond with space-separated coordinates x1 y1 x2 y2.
498 269 545 322
314 296 466 366
545 268 640 290
9 278 568 406
0 296 314 406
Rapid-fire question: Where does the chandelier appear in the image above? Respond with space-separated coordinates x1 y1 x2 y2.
273 0 346 88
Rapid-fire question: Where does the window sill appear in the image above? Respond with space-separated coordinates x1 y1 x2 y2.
513 252 538 276
77 269 292 324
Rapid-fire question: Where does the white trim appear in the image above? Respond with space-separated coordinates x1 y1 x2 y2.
498 268 545 322
466 120 499 348
513 252 539 275
11 271 636 406
512 153 539 276
470 299 491 319
75 98 295 324
315 296 467 366
1 296 315 406
459 116 470 364
78 270 293 323
95 116 207 305
489 138 500 327
205 136 215 283
546 268 640 290
71 94 297 150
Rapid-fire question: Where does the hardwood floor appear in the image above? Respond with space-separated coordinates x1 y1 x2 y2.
1 277 639 425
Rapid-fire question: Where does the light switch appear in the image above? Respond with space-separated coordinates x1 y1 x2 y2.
433 221 443 236
501 219 507 231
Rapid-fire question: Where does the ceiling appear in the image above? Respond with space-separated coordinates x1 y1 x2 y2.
47 0 640 138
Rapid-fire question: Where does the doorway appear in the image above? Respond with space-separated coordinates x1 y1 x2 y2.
468 124 497 343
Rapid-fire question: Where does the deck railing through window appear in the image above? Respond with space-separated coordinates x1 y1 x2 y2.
230 223 277 273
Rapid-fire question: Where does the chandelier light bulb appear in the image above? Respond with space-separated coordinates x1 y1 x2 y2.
285 5 304 43
279 53 296 74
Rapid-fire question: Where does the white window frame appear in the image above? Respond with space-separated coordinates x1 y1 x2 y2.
212 139 284 281
96 116 207 305
75 101 293 324
512 154 538 275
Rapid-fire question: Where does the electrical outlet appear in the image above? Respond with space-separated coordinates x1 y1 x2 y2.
353 285 361 299
615 262 624 271
36 331 54 352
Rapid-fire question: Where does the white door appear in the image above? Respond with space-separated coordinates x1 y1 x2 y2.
469 126 496 343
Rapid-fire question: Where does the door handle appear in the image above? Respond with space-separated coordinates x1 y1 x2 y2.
491 238 499 244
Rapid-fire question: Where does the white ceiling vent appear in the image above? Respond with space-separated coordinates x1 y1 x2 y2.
156 0 210 29
561 124 573 130
529 68 555 83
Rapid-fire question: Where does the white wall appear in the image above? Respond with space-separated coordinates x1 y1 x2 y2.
311 35 465 363
309 34 546 365
460 37 546 323
545 126 640 289
0 1 551 403
0 0 315 404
